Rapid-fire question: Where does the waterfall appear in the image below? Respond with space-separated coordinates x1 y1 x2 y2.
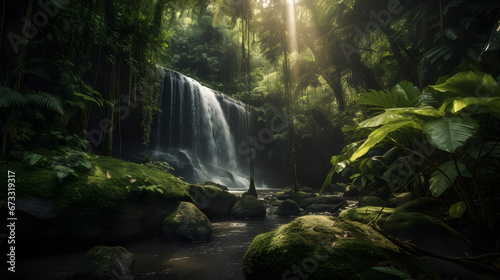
151 69 250 189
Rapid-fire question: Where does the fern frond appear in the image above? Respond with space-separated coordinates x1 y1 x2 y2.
26 91 64 115
0 86 26 108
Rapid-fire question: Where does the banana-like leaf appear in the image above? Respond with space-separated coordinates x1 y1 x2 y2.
385 106 442 117
449 97 500 119
422 117 479 152
350 121 420 162
431 71 499 98
429 161 466 197
449 201 467 218
358 112 410 128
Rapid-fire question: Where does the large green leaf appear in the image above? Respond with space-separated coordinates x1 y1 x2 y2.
422 117 479 152
357 81 423 110
350 121 420 162
392 80 422 106
449 201 467 218
431 71 499 98
385 106 442 117
449 97 500 119
429 161 466 197
358 112 411 128
26 92 64 115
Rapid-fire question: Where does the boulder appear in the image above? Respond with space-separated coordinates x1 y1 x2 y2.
339 207 472 257
300 196 346 209
358 196 385 207
276 199 301 216
162 202 212 241
190 184 238 219
243 215 440 280
320 183 345 194
292 191 316 204
203 181 229 191
273 188 294 200
72 246 135 280
389 192 413 207
300 187 316 194
396 197 446 216
230 195 266 218
304 201 346 214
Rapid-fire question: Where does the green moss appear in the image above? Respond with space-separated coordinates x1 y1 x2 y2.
0 163 58 199
243 215 440 280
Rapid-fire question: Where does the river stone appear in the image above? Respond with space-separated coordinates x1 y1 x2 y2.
274 188 294 200
242 215 440 280
230 195 266 218
339 207 472 257
389 192 413 207
358 196 385 207
162 201 212 241
300 196 346 209
320 183 345 194
190 184 238 219
300 187 316 193
72 246 135 280
276 199 301 216
292 191 316 204
203 181 229 191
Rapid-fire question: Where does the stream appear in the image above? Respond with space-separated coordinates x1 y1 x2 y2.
7 189 299 280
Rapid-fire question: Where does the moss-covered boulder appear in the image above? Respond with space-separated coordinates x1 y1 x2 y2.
389 192 413 207
162 201 212 241
300 195 346 209
273 188 294 200
339 207 471 257
276 199 301 216
396 197 446 216
243 215 440 280
358 196 385 207
0 157 192 241
320 183 345 194
292 191 316 204
230 195 266 218
189 184 238 219
72 246 135 280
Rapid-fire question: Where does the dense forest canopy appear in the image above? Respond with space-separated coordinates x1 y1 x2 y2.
1 0 500 234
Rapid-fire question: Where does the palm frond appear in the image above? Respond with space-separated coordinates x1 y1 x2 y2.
0 86 26 108
26 91 64 115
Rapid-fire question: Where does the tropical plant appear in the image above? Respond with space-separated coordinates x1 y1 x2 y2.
322 70 500 233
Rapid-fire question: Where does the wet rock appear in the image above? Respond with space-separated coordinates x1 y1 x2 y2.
339 207 472 257
190 184 238 219
162 201 212 241
358 196 385 207
300 196 346 209
243 215 440 280
230 195 266 218
320 183 345 194
203 181 229 191
389 192 413 207
300 187 316 194
273 188 294 200
396 197 446 216
276 199 301 216
292 191 316 204
304 200 347 214
72 246 135 280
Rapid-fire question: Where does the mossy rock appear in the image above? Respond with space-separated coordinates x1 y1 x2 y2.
320 183 345 194
243 215 440 280
1 157 192 240
189 184 238 219
300 187 316 193
388 192 413 207
72 246 135 280
274 188 294 200
340 207 472 257
230 195 266 218
300 196 346 209
162 201 212 241
276 199 301 216
358 196 385 207
292 191 316 204
203 181 229 191
396 197 446 216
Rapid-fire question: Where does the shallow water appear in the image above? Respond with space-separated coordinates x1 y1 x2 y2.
7 190 297 280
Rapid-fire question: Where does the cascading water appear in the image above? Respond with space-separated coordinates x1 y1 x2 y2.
151 69 250 189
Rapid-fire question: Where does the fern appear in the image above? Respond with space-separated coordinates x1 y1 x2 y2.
0 86 26 108
26 91 64 115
